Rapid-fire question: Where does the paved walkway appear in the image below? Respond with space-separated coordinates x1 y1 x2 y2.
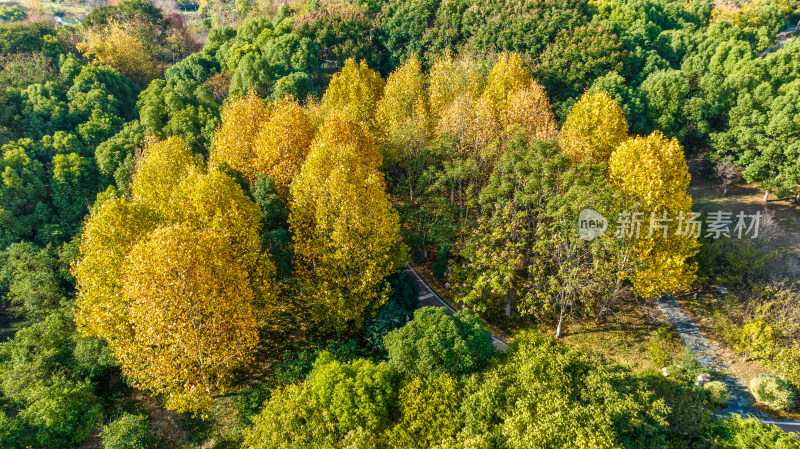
656 296 800 434
407 265 508 352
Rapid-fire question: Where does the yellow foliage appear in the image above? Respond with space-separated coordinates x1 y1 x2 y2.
321 58 384 132
73 197 159 342
120 223 262 413
429 54 485 127
77 20 159 86
290 112 402 333
253 97 313 197
375 56 432 164
609 131 699 297
129 136 197 217
504 80 559 141
561 91 629 162
210 92 271 182
74 136 275 414
609 131 690 211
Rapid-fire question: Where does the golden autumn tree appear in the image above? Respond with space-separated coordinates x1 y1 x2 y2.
74 137 276 414
608 131 699 297
375 56 432 165
320 58 384 133
210 93 312 197
77 20 159 86
120 224 261 413
504 80 559 141
429 54 486 126
289 112 403 333
561 91 629 163
209 91 271 183
253 97 313 198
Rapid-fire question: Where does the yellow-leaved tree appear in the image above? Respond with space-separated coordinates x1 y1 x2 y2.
209 92 271 183
74 137 276 414
253 96 313 197
77 20 159 86
320 58 384 133
290 112 403 333
561 91 629 162
375 56 432 165
210 93 312 198
608 131 699 297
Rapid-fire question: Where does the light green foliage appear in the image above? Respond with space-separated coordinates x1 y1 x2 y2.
101 414 157 449
706 417 800 449
750 374 796 411
307 353 396 432
384 307 492 376
388 374 462 447
704 380 731 406
0 5 26 23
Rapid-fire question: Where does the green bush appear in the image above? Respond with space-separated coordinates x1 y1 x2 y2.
648 326 675 369
750 374 796 411
663 364 687 379
705 417 800 449
704 380 731 406
307 353 396 432
100 414 157 449
384 307 493 377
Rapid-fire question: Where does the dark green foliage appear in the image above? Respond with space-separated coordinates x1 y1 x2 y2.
534 25 628 107
83 0 163 28
363 271 419 350
384 307 493 376
0 243 70 319
165 52 220 83
100 414 157 449
0 23 55 55
136 78 219 154
251 175 293 277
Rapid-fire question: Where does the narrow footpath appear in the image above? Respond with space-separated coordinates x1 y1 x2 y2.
407 265 508 352
656 296 800 434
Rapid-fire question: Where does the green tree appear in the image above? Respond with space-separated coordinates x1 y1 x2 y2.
384 307 492 376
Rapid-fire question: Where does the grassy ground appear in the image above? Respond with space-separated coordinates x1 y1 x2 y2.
557 301 692 373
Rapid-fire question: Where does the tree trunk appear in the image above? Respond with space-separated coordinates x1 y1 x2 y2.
763 189 769 203
505 289 512 317
722 185 728 196
555 307 565 338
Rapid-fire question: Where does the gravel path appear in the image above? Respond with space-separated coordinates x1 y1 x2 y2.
656 296 800 434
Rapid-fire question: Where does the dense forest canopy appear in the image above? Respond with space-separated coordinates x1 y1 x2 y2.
0 0 799 447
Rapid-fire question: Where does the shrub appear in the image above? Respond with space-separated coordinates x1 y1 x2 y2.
307 353 396 432
704 381 731 406
705 417 800 449
663 364 687 379
750 374 796 411
648 326 675 369
384 307 493 377
100 414 157 449
363 271 419 350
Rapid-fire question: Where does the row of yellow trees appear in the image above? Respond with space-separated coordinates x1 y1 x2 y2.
72 53 698 413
